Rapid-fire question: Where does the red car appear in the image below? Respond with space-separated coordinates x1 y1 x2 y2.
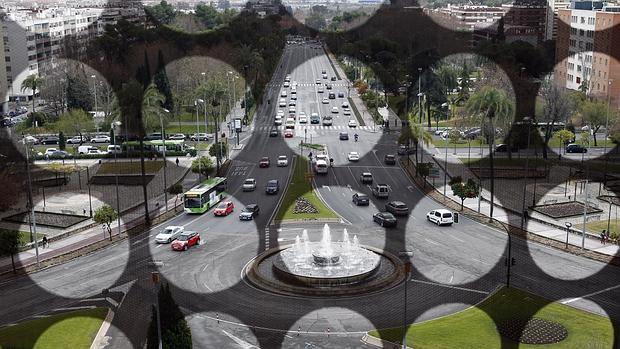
214 201 234 216
284 129 294 138
259 157 270 168
171 231 200 251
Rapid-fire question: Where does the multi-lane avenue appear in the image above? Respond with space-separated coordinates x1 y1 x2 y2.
1 40 619 349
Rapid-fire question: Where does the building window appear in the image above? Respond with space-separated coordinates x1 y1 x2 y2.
576 77 581 84
580 17 585 24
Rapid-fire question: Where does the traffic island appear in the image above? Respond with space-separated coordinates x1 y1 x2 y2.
366 287 614 349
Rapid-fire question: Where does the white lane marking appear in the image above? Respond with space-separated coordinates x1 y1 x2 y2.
54 306 96 311
222 330 259 349
561 284 620 304
449 274 454 284
202 264 209 272
203 281 214 293
195 315 368 335
407 186 414 192
410 279 489 295
449 235 465 243
471 257 490 265
424 238 440 246
322 185 331 191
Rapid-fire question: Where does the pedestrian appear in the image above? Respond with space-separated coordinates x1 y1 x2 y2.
42 235 48 249
601 230 606 244
176 157 180 167
605 230 611 243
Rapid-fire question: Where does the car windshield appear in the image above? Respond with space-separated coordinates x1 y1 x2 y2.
385 213 395 219
184 198 201 208
386 155 394 159
243 206 254 212
244 179 254 184
177 234 191 241
395 203 407 208
279 156 286 160
358 194 368 199
160 228 173 235
216 203 227 209
442 213 452 218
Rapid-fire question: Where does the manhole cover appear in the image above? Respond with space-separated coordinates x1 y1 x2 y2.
497 318 568 344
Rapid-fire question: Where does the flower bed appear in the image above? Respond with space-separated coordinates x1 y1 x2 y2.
293 198 319 214
497 318 568 344
532 201 603 219
3 211 89 228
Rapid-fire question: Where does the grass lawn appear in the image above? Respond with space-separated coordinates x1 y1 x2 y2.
301 143 325 151
586 219 619 235
275 157 338 221
432 138 486 148
0 229 45 246
96 160 164 175
369 287 614 349
0 307 108 349
461 157 553 168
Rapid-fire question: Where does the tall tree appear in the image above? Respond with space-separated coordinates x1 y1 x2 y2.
142 83 167 133
20 74 44 118
581 100 609 147
466 86 514 218
94 205 118 241
55 109 96 144
154 50 174 111
146 0 176 25
496 17 505 42
66 68 93 112
540 78 574 159
0 230 21 274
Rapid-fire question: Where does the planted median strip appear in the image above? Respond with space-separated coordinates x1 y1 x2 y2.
368 287 614 349
275 157 337 221
0 307 108 349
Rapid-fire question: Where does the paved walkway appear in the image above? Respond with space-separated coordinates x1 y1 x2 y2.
413 144 619 257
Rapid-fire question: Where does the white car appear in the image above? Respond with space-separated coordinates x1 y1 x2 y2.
288 106 296 114
88 149 106 155
90 135 110 143
290 94 297 101
281 90 287 97
66 136 84 144
299 115 308 124
316 79 321 84
168 133 186 140
22 135 39 144
242 178 256 191
341 102 350 109
322 98 329 104
426 209 454 226
289 101 296 107
434 128 445 135
285 75 291 82
190 133 209 141
44 148 58 156
279 98 287 107
347 152 360 161
274 116 283 126
277 110 284 117
155 226 184 243
277 155 288 166
318 87 324 93
322 116 333 126
331 107 339 114
348 119 357 127
283 81 290 88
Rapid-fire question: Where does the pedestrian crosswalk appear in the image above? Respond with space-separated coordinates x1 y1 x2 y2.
254 125 375 131
267 82 349 88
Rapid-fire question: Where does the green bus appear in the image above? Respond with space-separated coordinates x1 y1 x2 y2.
184 177 228 214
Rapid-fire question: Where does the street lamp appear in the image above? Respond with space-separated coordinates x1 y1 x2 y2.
91 75 97 115
111 121 122 237
160 109 170 211
417 68 423 123
195 99 205 181
603 79 613 188
520 117 532 233
564 222 572 249
398 251 413 349
441 102 449 198
22 137 40 268
201 72 208 138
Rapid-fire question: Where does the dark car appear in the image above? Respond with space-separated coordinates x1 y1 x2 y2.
337 92 345 98
259 157 270 168
373 212 397 227
397 145 415 155
339 132 349 140
265 180 279 194
385 201 409 216
269 129 279 137
495 144 518 152
566 143 587 153
42 137 59 145
0 118 14 127
331 76 337 81
49 150 72 159
239 204 260 220
360 172 373 184
352 193 370 206
326 84 333 90
310 114 320 124
146 133 162 140
384 154 396 165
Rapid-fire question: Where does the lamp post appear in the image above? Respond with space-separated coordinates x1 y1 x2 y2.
603 79 612 189
91 75 97 115
418 68 423 123
398 251 413 349
581 179 589 250
441 102 449 198
243 65 249 124
201 72 208 138
111 121 122 237
160 109 170 211
565 222 572 249
520 117 532 233
195 99 204 181
22 139 40 268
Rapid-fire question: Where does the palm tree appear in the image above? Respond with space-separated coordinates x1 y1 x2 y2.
466 86 514 218
407 117 432 166
21 74 44 121
142 83 167 133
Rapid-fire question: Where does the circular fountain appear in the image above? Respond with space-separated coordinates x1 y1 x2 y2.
246 224 405 297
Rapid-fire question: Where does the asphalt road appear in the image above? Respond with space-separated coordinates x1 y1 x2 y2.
1 41 619 349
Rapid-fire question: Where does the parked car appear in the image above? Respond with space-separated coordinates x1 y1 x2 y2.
242 178 257 191
88 149 106 155
322 116 333 126
214 201 234 216
566 143 588 153
360 172 373 184
426 209 454 226
397 145 415 155
146 133 162 140
168 133 186 140
239 204 260 220
44 148 58 156
339 132 349 140
23 135 39 144
78 145 97 155
49 150 72 159
155 226 184 243
277 155 289 167
259 157 270 168
352 193 370 206
190 133 209 141
373 212 397 227
385 201 409 216
372 184 390 198
384 154 396 165
171 231 200 251
107 145 122 154
495 143 518 152
66 136 84 144
42 137 59 145
265 179 279 194
90 135 110 143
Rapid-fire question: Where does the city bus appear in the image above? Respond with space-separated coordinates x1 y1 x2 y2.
183 177 228 214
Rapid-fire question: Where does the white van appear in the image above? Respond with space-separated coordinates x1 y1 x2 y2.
78 145 98 155
285 118 295 129
279 98 287 107
314 159 328 174
107 145 122 154
274 115 283 125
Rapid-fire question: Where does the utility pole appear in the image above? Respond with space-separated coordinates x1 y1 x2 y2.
23 140 40 268
520 117 532 233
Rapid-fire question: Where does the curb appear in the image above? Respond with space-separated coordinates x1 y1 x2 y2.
89 308 114 349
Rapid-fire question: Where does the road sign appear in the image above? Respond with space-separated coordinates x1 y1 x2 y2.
234 118 242 132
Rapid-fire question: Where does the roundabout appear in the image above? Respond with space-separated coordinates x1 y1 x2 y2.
245 224 406 297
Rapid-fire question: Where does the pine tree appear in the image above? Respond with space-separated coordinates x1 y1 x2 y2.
147 283 192 349
496 18 505 42
154 49 174 111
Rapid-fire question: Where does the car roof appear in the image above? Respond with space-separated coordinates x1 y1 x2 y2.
385 154 395 157
356 193 368 197
362 172 372 176
246 203 258 208
180 231 195 236
389 201 406 206
433 209 452 214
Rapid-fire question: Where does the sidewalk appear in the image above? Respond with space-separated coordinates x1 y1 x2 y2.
410 144 619 258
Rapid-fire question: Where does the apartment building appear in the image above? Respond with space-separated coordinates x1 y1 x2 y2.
427 5 505 32
502 2 547 43
545 0 571 40
554 1 620 108
0 24 8 113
